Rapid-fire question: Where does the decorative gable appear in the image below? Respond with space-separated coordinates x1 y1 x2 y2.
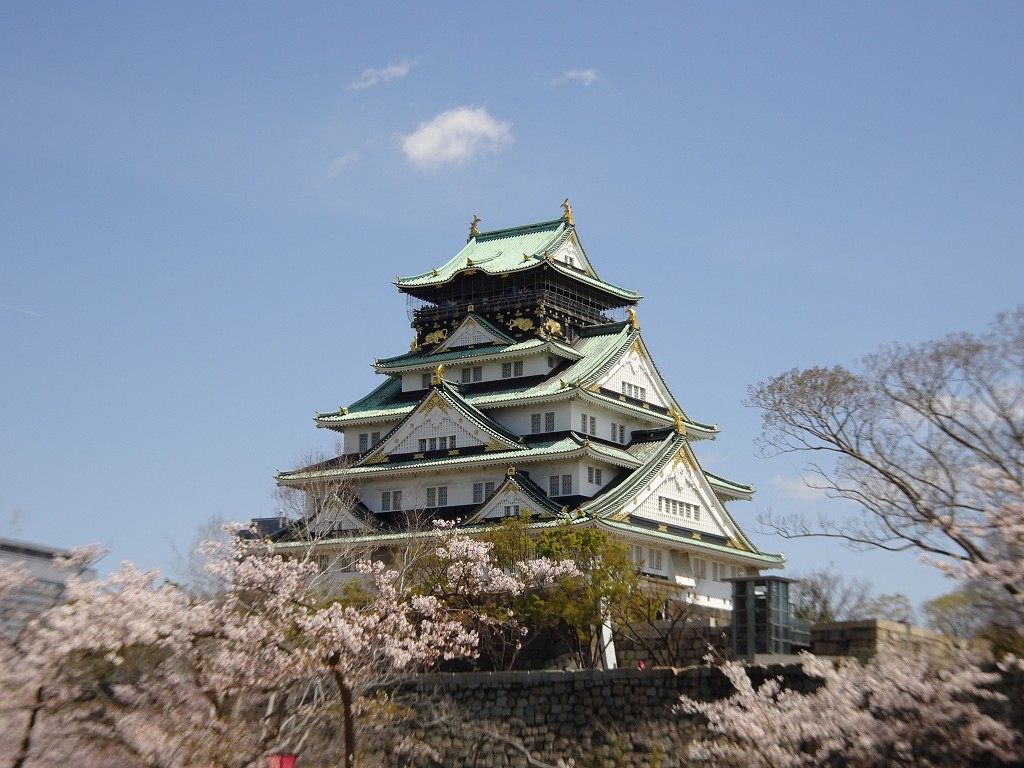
468 471 563 523
358 389 521 465
625 449 734 540
601 342 670 408
551 232 596 276
434 314 514 352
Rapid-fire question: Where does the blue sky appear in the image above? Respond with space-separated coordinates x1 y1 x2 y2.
2 2 1022 612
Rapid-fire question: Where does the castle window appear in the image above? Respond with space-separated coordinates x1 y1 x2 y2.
632 546 666 575
426 486 448 507
622 382 647 401
587 466 603 485
502 361 524 378
618 424 625 443
422 373 431 389
580 414 596 435
418 438 427 452
692 557 707 580
503 504 520 517
473 481 496 504
549 474 574 496
461 367 472 383
547 356 556 368
357 432 381 452
658 496 700 521
380 489 402 512
531 414 542 433
549 474 573 495
473 366 483 382
438 436 448 450
544 411 555 432
428 437 437 451
649 548 664 572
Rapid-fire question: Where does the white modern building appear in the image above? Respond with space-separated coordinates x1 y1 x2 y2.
1 536 96 632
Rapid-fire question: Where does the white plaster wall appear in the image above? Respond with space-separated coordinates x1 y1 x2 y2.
632 468 727 539
604 350 667 408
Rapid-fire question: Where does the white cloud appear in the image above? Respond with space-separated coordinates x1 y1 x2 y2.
326 152 360 178
349 61 415 91
400 107 513 170
555 69 598 86
769 474 831 502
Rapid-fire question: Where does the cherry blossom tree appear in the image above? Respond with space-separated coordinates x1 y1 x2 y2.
679 646 1020 767
933 468 1024 605
1 522 577 768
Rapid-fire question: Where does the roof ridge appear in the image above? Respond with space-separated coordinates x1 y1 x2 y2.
471 218 565 240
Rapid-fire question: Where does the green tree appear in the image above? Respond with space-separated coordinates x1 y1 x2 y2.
483 518 644 669
861 593 915 624
922 587 984 640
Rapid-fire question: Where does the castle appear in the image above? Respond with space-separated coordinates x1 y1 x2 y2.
273 202 783 609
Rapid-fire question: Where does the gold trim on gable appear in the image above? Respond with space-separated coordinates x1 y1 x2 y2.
673 448 692 471
422 392 449 414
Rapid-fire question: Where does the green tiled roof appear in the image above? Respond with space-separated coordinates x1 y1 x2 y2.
271 514 783 566
279 433 641 483
314 324 716 437
374 336 581 372
706 471 755 501
595 518 785 565
396 219 640 302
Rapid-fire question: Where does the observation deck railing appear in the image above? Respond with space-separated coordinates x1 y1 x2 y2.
407 288 627 327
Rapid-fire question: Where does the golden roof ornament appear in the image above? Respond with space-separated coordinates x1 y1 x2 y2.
627 306 639 329
667 406 687 435
469 215 481 237
560 198 574 226
431 363 445 386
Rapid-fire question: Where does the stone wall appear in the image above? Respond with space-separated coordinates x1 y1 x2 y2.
364 664 822 768
361 660 1022 767
810 618 992 663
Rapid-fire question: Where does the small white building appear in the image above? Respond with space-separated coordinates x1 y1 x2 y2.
1 536 96 632
274 205 784 608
